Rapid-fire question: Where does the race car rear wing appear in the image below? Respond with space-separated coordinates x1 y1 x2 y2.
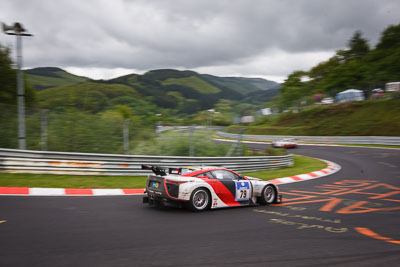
141 164 183 176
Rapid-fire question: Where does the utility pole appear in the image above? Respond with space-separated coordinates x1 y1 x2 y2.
2 22 33 150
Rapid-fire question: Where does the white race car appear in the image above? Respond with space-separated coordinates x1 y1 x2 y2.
272 138 298 148
142 165 282 212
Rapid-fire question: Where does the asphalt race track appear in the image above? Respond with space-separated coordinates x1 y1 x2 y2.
1 145 399 267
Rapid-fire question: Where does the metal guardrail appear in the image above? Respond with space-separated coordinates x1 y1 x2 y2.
0 148 293 176
217 132 400 146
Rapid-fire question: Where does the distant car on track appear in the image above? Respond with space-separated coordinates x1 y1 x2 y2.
272 138 298 148
142 165 282 212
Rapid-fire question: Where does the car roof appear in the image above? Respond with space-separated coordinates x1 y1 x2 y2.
181 166 231 176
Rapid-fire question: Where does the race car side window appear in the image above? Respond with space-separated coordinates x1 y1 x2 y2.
213 171 224 180
194 171 214 179
211 170 239 180
225 170 240 180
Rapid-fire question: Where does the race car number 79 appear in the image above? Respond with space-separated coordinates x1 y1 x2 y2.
235 181 250 201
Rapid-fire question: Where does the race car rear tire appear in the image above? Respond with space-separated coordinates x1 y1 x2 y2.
259 185 276 205
187 188 211 212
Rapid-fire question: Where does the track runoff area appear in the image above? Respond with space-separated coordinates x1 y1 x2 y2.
0 144 399 266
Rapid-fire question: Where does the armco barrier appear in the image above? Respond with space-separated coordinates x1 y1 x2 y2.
217 131 400 146
0 148 293 176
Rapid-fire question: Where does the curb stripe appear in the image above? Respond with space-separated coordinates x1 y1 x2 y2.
92 189 124 196
289 176 303 181
0 187 29 195
276 177 295 183
122 189 145 194
65 189 94 195
30 188 65 196
269 179 281 184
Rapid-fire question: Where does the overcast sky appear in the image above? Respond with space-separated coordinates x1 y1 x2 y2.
1 0 399 83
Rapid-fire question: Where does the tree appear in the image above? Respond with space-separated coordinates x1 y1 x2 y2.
279 71 309 105
308 55 341 94
0 43 35 106
115 105 132 119
0 45 17 104
376 24 400 50
181 99 201 114
365 24 400 84
214 99 234 114
346 31 370 60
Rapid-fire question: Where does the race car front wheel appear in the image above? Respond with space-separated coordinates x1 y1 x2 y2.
259 185 276 204
187 188 210 212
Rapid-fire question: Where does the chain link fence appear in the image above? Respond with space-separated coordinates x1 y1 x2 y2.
0 103 155 154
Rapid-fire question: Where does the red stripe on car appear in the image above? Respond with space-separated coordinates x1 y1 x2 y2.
200 178 240 206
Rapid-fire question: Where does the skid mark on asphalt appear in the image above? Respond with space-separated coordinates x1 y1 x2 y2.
256 205 400 245
280 180 400 214
355 227 400 245
378 161 398 168
374 153 392 159
253 207 348 234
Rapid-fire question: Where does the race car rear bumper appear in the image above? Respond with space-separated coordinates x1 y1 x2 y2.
143 188 188 208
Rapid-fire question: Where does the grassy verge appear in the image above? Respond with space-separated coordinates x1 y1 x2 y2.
242 155 327 180
0 155 326 188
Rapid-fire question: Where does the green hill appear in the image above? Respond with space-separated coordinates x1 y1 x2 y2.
33 68 279 115
161 76 221 94
227 99 400 136
202 74 279 94
37 82 145 113
24 67 89 90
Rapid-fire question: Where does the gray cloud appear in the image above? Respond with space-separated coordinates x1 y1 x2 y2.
1 0 399 81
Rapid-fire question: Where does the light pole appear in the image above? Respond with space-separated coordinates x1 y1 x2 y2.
2 22 33 150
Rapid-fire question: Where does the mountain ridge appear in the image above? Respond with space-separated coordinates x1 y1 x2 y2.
25 67 280 92
25 67 280 115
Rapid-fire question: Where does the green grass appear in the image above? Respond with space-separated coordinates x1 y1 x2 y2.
226 125 309 135
228 99 400 136
162 76 221 94
0 155 326 188
0 173 147 189
242 155 327 180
